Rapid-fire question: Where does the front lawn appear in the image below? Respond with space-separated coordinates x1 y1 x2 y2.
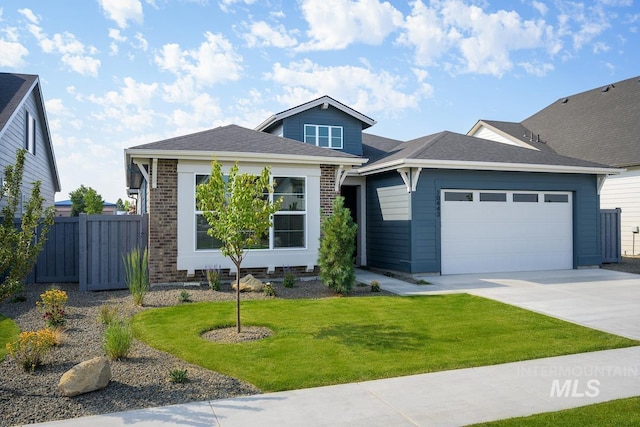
0 314 20 361
471 396 640 426
132 294 638 392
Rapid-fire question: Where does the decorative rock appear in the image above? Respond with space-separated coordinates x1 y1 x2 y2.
232 274 264 292
58 356 111 397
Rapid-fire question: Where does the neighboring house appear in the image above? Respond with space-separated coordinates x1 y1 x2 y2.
468 76 640 256
125 96 620 283
0 73 60 214
54 200 118 217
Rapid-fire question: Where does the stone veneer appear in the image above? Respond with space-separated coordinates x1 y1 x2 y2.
146 161 339 284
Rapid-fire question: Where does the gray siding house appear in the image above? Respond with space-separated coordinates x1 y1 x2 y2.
468 76 640 256
0 73 60 214
126 96 619 283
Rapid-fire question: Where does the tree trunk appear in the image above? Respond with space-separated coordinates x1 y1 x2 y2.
235 261 241 333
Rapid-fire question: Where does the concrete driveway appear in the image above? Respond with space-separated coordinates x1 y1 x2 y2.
404 269 640 340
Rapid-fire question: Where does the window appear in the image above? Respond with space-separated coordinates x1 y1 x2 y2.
544 194 569 203
304 124 343 149
25 111 36 155
195 174 223 250
273 177 306 248
480 192 506 202
444 192 473 202
513 193 538 203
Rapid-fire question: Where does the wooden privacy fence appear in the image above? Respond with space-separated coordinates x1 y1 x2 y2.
600 208 622 263
34 214 148 291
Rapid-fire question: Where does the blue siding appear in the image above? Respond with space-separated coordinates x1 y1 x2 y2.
281 105 364 156
367 169 601 273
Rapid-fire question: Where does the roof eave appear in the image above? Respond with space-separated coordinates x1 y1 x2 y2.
358 158 623 176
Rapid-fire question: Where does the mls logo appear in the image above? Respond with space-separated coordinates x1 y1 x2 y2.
550 379 600 397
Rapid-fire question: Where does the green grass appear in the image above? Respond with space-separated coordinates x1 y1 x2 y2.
132 294 638 392
471 396 640 426
0 314 21 361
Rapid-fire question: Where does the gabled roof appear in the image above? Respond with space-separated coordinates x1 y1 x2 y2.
520 76 640 167
468 120 555 152
0 72 61 192
125 124 366 188
359 131 619 175
255 95 377 132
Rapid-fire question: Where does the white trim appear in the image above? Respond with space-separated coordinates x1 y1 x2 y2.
397 167 423 192
334 165 351 191
597 174 607 195
152 158 158 189
304 124 344 149
358 158 623 176
133 160 150 185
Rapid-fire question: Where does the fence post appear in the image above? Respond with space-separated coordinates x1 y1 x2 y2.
78 213 87 291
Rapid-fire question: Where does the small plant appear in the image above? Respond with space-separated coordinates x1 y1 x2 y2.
47 325 67 346
283 266 297 288
103 319 133 360
36 288 68 328
179 290 191 303
370 280 381 292
97 303 119 325
169 367 189 383
10 293 26 303
123 247 149 306
206 265 222 291
416 279 432 285
6 329 56 372
263 282 276 297
384 271 395 278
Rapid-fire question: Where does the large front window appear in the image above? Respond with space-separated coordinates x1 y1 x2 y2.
195 174 306 250
304 124 343 149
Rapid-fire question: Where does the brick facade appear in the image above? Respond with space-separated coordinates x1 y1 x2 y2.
148 159 185 284
320 164 339 219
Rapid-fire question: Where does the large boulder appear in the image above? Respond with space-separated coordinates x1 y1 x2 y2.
232 274 264 292
58 356 111 397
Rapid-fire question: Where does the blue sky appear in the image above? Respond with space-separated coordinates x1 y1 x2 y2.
1 0 638 203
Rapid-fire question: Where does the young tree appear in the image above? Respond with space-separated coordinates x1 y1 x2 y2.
196 161 281 333
318 196 357 295
69 185 104 216
116 198 125 211
0 149 55 302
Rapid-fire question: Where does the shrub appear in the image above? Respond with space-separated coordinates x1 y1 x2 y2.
263 282 276 297
10 293 26 303
169 368 189 383
97 303 119 325
6 329 56 371
318 196 357 295
283 267 297 288
123 247 149 306
36 288 68 328
179 290 191 303
206 266 221 291
103 320 133 360
47 325 66 346
370 280 381 292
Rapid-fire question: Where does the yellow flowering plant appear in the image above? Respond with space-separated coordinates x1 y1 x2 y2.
36 288 68 328
6 329 56 371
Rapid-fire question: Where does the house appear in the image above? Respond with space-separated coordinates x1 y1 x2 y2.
0 72 60 214
54 200 119 217
468 76 640 256
125 96 620 283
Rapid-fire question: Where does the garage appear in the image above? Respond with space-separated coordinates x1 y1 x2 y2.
440 190 573 274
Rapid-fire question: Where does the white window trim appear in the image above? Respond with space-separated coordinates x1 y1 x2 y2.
26 111 36 155
304 124 343 149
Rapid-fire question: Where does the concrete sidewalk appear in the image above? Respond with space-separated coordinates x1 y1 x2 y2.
33 269 640 427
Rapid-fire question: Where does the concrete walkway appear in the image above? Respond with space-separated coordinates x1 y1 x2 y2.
33 269 640 427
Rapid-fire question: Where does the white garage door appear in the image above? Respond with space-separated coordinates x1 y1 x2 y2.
441 190 573 275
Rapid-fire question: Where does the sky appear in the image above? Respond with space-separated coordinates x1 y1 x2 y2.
1 0 638 204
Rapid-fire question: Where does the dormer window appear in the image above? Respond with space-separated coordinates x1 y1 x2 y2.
304 124 343 149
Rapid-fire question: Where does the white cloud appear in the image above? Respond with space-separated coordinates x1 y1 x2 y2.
244 21 297 48
298 0 403 50
532 1 548 16
593 41 610 53
17 8 39 24
134 32 148 51
25 19 101 76
98 0 143 28
266 59 427 117
219 0 256 12
155 32 243 102
518 61 554 76
0 39 28 68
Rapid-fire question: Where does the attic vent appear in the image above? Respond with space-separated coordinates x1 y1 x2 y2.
561 98 569 104
601 85 610 93
320 102 329 110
